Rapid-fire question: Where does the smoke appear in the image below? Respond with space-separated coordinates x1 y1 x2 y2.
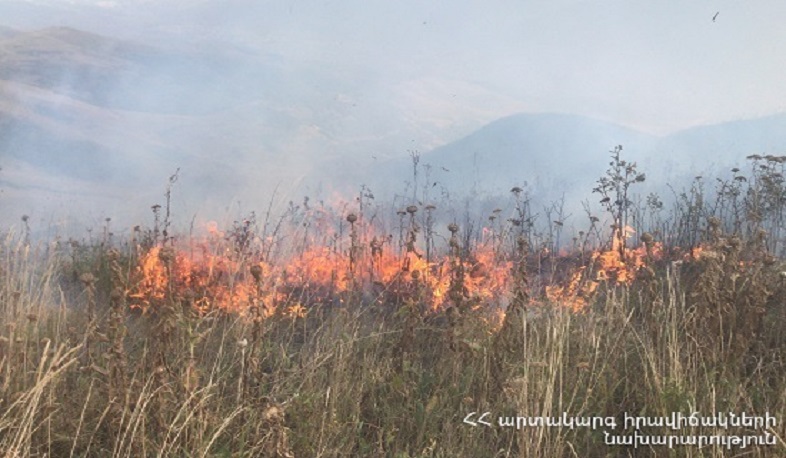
1 0 786 237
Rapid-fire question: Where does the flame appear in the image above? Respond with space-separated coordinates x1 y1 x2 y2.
591 225 663 285
128 218 670 321
545 266 598 312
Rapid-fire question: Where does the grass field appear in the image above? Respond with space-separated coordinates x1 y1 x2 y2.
1 152 786 457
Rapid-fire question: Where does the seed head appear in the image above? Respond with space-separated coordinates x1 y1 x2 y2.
346 213 357 224
640 232 654 244
250 265 263 282
79 273 96 286
406 205 418 215
262 405 284 422
110 287 124 301
106 248 120 261
448 223 459 234
158 247 176 263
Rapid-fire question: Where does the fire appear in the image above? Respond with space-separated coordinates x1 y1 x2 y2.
591 226 662 285
127 218 672 320
545 266 599 312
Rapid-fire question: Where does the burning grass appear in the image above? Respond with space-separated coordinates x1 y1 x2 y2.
2 153 786 456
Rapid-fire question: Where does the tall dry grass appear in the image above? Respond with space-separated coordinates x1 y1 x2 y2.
1 153 786 457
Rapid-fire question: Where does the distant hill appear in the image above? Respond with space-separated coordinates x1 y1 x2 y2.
0 27 302 226
363 113 658 203
656 113 786 168
3 25 786 232
361 112 786 213
0 26 266 113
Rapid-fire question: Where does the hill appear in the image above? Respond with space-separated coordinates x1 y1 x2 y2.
363 112 786 212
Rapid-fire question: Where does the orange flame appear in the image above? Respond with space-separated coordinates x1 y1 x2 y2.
127 219 668 320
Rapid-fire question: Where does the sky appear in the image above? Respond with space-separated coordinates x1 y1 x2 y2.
3 0 786 136
137 0 786 135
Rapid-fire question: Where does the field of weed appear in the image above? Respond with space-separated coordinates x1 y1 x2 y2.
1 151 786 457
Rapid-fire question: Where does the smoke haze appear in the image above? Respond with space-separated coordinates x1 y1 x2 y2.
1 1 785 235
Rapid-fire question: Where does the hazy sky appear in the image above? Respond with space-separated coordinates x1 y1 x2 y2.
4 0 786 136
140 0 786 134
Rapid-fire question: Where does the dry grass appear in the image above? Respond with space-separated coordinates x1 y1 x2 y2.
2 155 786 457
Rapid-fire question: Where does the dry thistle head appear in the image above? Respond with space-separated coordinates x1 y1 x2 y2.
158 247 176 263
250 265 263 282
638 266 656 280
346 213 357 224
445 306 459 325
237 338 248 349
110 287 124 301
640 232 654 244
262 404 284 423
406 205 418 215
106 248 120 261
182 288 196 301
448 223 459 234
410 270 421 281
